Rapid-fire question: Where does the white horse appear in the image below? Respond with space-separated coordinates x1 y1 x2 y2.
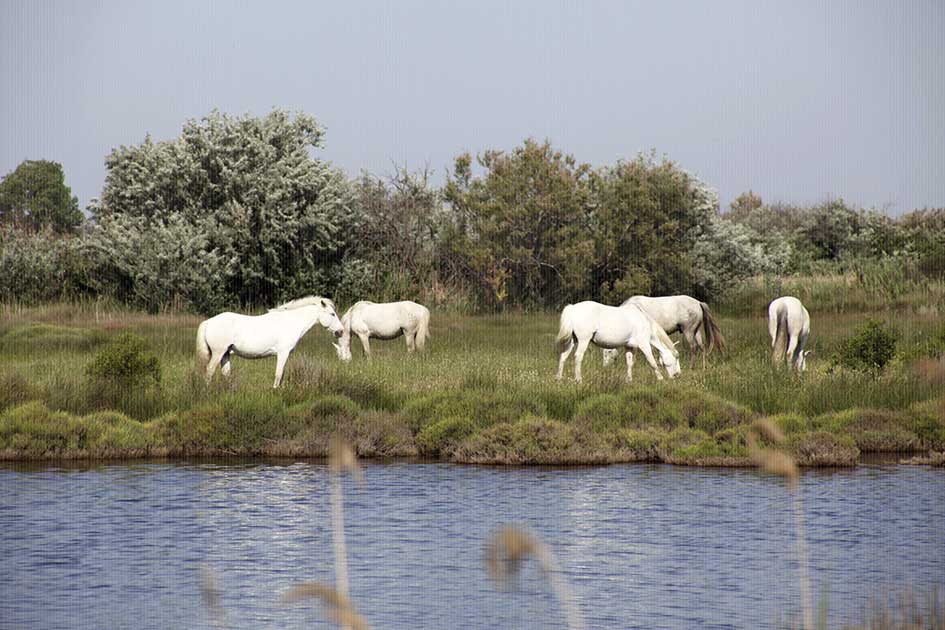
556 301 681 383
195 296 344 388
768 296 811 371
333 300 430 362
602 295 726 369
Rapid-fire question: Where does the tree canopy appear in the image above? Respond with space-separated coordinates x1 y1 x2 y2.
0 160 82 233
90 109 354 307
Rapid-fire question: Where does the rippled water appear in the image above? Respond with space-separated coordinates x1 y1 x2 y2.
1 460 943 629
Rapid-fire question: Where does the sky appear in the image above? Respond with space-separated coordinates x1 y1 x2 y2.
2 0 943 215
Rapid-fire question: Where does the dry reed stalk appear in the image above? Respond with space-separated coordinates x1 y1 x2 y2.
282 581 369 630
748 428 811 630
328 438 362 630
485 526 587 630
198 564 228 630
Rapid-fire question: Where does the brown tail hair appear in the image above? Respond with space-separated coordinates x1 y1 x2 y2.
699 302 726 354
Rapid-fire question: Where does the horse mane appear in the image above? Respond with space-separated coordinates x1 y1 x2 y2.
269 295 335 312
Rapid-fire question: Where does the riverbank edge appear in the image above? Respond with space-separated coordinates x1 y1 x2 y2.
2 444 943 468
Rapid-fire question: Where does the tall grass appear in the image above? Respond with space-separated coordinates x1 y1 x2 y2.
1 296 943 464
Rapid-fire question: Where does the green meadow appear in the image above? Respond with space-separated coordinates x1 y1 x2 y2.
1 289 943 466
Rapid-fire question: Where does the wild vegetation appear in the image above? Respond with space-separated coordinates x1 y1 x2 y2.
0 297 942 465
1 107 943 465
2 109 944 314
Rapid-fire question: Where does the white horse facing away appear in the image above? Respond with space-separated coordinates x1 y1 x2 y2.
768 296 811 371
556 301 681 383
195 296 344 388
333 300 430 362
602 295 726 369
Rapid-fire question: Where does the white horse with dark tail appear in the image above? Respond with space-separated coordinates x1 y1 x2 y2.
333 300 430 362
195 296 344 388
602 295 726 369
768 296 811 371
556 301 681 383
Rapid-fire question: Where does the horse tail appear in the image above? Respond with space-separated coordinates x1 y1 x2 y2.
195 319 211 374
699 302 726 354
772 305 789 365
556 305 575 352
415 307 431 351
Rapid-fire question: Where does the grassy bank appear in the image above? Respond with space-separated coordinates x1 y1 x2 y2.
1 299 943 466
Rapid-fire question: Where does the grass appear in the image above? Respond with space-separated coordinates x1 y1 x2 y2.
1 297 943 465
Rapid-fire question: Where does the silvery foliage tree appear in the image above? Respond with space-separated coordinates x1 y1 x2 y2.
690 179 791 299
89 110 354 310
0 228 90 302
82 214 229 312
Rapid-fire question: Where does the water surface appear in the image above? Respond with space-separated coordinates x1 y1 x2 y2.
1 460 943 629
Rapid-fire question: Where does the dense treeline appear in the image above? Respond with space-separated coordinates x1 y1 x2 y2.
1 109 942 313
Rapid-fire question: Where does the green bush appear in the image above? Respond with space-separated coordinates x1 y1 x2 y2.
816 408 922 452
833 320 898 372
86 333 161 385
416 416 477 456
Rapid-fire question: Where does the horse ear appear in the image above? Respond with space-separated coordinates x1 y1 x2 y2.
321 299 327 307
673 341 680 347
804 350 813 356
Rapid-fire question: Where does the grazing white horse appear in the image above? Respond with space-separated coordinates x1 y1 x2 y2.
768 296 811 371
556 301 681 383
602 295 726 369
195 296 344 388
333 300 431 362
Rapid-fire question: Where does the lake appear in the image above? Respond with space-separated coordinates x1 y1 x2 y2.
1 460 942 629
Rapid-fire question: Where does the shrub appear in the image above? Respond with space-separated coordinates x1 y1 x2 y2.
416 416 477 456
452 416 607 465
786 431 859 466
833 320 898 372
86 333 161 385
907 397 945 450
816 409 922 452
402 390 545 434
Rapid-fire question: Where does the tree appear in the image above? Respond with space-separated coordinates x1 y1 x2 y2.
442 139 595 309
346 167 445 300
0 160 82 233
726 189 763 222
590 154 713 301
91 109 354 307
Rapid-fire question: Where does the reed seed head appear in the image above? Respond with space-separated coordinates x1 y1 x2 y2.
282 581 369 630
485 526 549 586
755 417 786 444
329 437 363 481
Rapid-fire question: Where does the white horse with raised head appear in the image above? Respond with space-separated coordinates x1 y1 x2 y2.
195 296 344 388
556 301 681 383
768 296 811 371
333 300 430 362
602 295 726 369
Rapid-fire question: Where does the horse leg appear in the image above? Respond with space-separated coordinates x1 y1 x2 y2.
273 351 291 388
625 350 635 382
405 330 416 353
358 333 372 359
683 328 705 370
785 335 800 372
573 337 591 383
689 328 706 370
556 337 574 380
220 350 232 378
639 344 664 381
205 348 221 383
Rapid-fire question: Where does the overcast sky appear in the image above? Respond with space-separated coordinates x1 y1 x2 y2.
2 0 943 214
